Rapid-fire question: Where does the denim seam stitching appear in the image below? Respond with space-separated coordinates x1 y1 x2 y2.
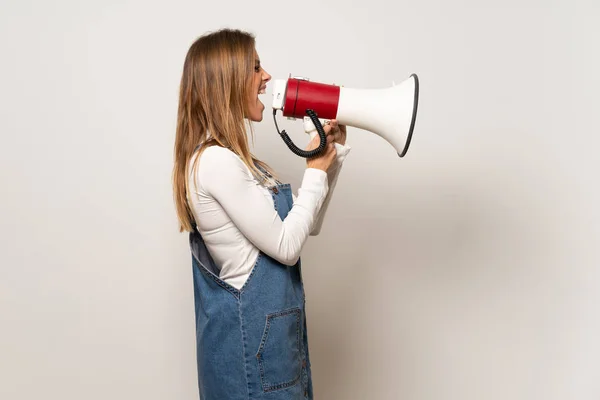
271 189 279 213
238 296 252 400
195 259 240 300
239 253 263 294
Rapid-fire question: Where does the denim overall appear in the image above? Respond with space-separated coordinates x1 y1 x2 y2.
189 171 314 399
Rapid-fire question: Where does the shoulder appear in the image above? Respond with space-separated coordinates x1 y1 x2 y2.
195 146 249 174
192 146 255 189
200 145 240 162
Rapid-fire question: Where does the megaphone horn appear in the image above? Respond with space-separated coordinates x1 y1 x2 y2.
271 74 419 158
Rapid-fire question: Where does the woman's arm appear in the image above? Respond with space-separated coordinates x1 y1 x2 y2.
293 142 351 235
197 146 328 266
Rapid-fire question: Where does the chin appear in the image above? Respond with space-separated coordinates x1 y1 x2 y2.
247 101 265 122
250 109 264 122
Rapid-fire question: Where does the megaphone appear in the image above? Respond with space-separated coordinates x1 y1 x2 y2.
271 74 419 158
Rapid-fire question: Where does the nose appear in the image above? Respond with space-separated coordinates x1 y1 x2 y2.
263 69 272 83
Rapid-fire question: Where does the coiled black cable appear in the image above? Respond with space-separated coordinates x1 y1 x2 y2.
273 109 327 158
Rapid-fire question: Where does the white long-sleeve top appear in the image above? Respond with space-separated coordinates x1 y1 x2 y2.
187 143 351 289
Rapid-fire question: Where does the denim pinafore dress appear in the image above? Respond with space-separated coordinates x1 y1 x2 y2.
189 169 314 399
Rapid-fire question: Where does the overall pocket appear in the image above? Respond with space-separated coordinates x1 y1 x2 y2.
256 308 302 392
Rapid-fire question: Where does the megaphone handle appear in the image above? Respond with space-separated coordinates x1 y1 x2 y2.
304 116 329 136
272 109 328 158
306 120 345 154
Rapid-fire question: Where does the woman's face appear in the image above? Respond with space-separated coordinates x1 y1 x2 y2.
246 49 272 122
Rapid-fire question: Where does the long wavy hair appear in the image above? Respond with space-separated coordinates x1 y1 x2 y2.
172 28 276 232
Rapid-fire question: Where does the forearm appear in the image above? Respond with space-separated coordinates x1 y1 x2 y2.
200 147 329 265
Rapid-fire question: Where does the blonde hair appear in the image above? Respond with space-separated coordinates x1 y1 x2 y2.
172 28 276 232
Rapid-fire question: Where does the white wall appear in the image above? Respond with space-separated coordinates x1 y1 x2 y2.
1 0 598 399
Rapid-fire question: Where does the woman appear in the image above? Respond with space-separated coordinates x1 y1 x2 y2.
172 28 350 400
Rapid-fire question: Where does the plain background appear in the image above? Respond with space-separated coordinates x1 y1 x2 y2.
1 0 599 399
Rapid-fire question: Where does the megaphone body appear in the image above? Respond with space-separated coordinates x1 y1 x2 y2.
271 74 419 157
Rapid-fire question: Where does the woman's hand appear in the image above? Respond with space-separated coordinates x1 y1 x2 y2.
328 119 346 146
305 123 337 172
